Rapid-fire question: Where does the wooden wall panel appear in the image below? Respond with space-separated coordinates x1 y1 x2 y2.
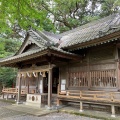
59 43 118 91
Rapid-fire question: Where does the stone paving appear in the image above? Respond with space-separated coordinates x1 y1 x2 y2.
0 99 102 120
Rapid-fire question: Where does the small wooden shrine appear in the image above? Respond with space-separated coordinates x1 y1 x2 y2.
0 13 120 116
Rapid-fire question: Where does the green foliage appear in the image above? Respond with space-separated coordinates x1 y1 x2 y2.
0 38 21 57
0 0 55 36
40 0 120 33
0 38 21 87
0 0 120 34
100 0 120 17
0 68 17 87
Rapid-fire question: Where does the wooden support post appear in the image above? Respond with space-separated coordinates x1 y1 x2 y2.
79 101 83 112
2 93 4 99
86 50 91 89
6 94 8 100
17 75 22 104
111 105 115 117
115 46 119 89
27 79 29 94
80 91 82 98
57 98 61 106
48 65 52 109
57 84 59 95
11 95 13 99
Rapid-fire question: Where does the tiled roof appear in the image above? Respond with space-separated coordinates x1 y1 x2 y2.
59 13 120 49
0 46 79 64
0 13 120 65
43 31 61 44
28 30 54 47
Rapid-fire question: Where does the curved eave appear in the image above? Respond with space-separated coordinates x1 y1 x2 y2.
0 47 81 67
62 29 120 51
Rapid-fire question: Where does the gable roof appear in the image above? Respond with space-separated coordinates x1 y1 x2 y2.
0 13 120 67
16 29 57 55
0 46 81 67
59 13 120 50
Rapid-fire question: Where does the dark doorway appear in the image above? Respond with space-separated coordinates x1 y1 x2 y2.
43 72 48 93
43 67 59 93
52 67 59 94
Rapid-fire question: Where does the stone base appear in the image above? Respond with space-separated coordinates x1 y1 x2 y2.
16 101 23 104
111 114 115 118
79 110 83 112
25 102 42 108
45 105 53 110
45 105 60 110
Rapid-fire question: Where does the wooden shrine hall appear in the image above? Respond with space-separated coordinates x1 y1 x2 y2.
0 13 120 117
0 33 80 108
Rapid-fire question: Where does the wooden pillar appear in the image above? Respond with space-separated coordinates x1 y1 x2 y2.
48 66 52 108
87 50 91 89
27 79 29 94
17 74 22 104
79 101 83 112
115 46 119 89
2 93 4 99
111 105 115 117
6 94 9 100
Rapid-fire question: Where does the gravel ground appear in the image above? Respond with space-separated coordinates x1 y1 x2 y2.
0 99 101 120
2 113 101 120
0 100 12 107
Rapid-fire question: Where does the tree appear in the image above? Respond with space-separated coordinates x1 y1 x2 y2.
100 0 120 17
0 0 120 34
39 0 120 33
0 68 17 88
0 0 55 38
0 38 21 88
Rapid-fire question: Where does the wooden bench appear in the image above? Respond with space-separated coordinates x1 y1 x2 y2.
57 90 120 117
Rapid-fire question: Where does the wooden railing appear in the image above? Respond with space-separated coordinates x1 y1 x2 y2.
2 88 36 95
68 72 88 87
90 70 116 87
2 88 26 95
68 69 116 88
58 90 120 103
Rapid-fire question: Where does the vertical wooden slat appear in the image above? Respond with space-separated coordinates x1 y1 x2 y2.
105 71 107 86
99 71 101 87
90 71 91 87
93 71 95 86
80 72 82 86
114 68 116 87
91 71 93 86
110 70 112 87
94 71 96 86
79 72 80 86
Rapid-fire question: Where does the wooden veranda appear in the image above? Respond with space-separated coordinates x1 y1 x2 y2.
57 90 120 117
